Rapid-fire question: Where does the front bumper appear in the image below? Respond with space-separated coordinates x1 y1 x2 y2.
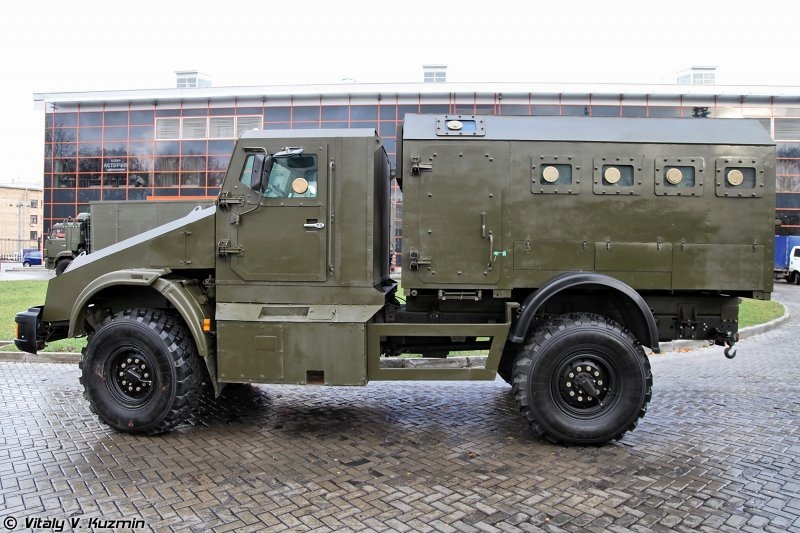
15 306 43 354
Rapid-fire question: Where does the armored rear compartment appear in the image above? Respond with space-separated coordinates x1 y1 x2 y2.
400 114 775 297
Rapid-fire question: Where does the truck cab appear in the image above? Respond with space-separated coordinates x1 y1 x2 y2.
774 235 800 284
790 247 800 284
43 212 90 274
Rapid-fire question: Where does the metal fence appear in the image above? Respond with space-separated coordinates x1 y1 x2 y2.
0 239 38 261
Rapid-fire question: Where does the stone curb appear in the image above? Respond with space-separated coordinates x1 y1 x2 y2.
4 266 47 272
0 302 790 366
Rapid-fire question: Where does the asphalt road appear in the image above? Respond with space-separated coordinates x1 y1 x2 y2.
0 262 52 281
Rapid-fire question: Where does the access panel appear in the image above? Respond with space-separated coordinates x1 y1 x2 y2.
407 142 507 284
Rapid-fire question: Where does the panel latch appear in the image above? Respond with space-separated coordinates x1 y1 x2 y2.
217 240 243 256
409 249 432 270
217 193 244 208
410 156 433 175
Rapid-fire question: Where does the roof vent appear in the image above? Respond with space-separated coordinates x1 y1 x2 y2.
676 66 716 85
175 70 212 88
423 65 447 83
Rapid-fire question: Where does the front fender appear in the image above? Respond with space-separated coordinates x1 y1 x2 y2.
68 269 212 357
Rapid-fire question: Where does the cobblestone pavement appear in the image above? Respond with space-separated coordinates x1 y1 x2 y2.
1 284 798 532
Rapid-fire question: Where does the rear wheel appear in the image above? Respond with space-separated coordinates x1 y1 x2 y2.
792 271 800 285
79 308 202 435
512 313 652 445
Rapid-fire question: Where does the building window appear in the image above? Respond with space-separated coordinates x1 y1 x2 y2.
182 117 207 139
156 116 260 140
236 116 263 137
30 231 38 240
156 118 180 140
30 215 38 225
30 199 38 208
775 119 800 141
210 117 235 138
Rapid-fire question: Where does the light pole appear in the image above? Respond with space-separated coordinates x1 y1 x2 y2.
15 200 23 259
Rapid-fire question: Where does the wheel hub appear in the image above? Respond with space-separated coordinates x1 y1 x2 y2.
559 360 610 408
112 352 153 401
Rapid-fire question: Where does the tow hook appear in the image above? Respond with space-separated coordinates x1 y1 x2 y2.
723 340 737 359
713 331 738 359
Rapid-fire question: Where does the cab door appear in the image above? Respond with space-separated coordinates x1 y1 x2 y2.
216 144 328 282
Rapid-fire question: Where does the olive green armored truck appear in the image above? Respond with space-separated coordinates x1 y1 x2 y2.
15 114 775 445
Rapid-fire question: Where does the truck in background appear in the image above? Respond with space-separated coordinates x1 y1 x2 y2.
44 213 90 274
44 200 213 275
774 235 800 284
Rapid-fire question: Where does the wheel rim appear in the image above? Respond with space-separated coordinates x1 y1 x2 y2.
106 345 157 408
551 346 620 418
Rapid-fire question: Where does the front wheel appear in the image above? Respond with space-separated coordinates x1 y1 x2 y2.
22 261 30 267
79 308 203 435
791 271 800 285
55 258 71 275
512 313 652 445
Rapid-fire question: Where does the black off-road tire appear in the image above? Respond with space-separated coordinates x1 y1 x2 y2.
79 308 203 435
512 313 652 445
55 258 71 276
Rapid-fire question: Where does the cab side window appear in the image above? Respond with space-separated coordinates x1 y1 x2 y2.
238 154 257 188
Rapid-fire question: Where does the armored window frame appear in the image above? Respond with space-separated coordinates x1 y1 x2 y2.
714 157 766 198
262 154 319 199
592 155 643 196
654 157 705 196
530 155 581 195
435 115 486 137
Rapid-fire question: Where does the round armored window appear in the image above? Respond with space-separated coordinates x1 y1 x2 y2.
542 166 560 183
666 168 683 185
604 167 621 184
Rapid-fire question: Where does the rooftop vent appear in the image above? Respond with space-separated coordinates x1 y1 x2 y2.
677 66 716 85
175 70 212 89
423 64 447 83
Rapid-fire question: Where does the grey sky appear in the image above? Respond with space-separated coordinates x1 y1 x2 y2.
1 0 797 185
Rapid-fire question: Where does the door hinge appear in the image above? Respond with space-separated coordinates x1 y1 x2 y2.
217 240 243 256
218 193 244 207
409 249 431 270
410 156 433 175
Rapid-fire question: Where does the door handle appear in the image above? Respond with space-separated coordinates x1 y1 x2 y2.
487 231 494 266
304 222 325 230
